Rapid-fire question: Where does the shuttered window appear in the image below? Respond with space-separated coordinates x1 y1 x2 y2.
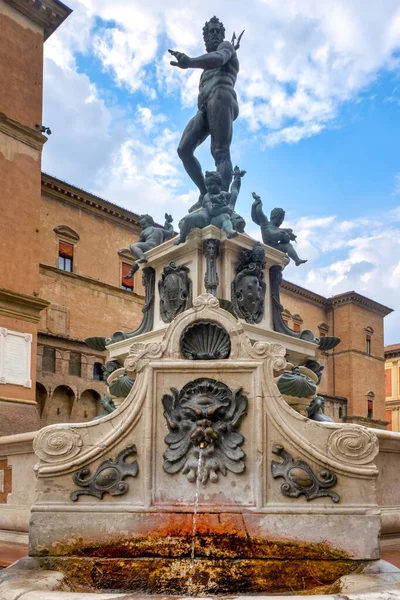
121 262 133 291
58 241 73 272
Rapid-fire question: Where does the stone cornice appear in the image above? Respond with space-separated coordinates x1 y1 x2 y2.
39 263 145 302
0 111 46 150
281 280 393 317
4 0 72 40
41 173 142 232
328 291 393 316
0 287 49 323
38 330 106 353
281 279 328 307
385 347 400 360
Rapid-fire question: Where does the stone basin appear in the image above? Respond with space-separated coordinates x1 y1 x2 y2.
1 558 400 600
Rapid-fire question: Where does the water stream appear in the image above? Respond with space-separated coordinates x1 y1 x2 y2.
187 447 204 593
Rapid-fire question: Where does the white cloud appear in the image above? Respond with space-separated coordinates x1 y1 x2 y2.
283 212 400 344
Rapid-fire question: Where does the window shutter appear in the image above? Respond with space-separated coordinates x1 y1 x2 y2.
59 241 74 258
122 262 133 289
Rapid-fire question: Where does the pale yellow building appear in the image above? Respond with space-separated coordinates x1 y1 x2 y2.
385 343 400 431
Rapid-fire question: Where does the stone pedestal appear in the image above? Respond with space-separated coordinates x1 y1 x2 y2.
108 226 318 366
28 293 381 595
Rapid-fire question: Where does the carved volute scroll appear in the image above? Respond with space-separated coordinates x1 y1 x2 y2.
159 261 192 323
163 378 248 484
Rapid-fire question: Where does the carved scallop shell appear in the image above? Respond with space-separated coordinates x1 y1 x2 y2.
180 321 231 360
34 427 83 463
328 427 379 465
277 369 317 399
108 374 135 398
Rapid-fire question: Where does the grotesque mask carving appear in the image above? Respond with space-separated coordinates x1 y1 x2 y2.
162 378 247 484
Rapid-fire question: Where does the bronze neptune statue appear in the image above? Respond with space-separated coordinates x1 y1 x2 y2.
169 16 241 210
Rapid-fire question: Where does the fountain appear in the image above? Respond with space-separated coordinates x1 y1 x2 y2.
1 14 400 600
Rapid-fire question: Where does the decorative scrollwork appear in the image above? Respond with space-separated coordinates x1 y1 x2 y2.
34 428 83 463
271 444 339 503
328 428 379 465
125 341 163 372
192 293 220 310
70 445 138 501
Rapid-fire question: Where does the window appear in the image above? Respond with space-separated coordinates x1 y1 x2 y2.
291 314 303 333
93 362 103 381
338 407 343 419
58 241 73 272
69 352 81 377
318 322 329 338
121 262 133 291
42 347 55 373
366 335 371 355
367 395 374 419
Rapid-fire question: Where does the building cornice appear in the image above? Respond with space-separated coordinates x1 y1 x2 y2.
385 347 400 360
0 287 49 323
0 111 46 150
41 173 142 232
281 279 328 307
328 291 393 316
282 280 393 317
4 0 72 40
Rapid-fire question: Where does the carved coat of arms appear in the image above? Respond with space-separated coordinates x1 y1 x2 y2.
159 262 192 323
231 243 266 324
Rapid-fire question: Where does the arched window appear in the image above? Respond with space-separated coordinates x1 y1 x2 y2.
93 362 103 381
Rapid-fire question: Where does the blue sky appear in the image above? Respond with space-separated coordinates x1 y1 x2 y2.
41 0 400 343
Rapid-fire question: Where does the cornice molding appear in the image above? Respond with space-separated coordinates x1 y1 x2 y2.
0 111 46 150
282 280 393 316
385 347 400 360
328 291 393 316
53 225 79 242
281 279 328 306
0 287 49 323
41 173 142 231
4 0 72 40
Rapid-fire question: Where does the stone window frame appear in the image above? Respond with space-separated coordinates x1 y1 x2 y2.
282 308 291 327
366 390 375 419
53 225 80 274
365 326 374 355
291 313 303 333
317 322 329 338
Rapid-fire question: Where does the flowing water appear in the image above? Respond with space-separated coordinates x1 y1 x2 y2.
187 448 204 594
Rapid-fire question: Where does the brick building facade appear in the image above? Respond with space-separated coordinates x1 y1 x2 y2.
0 0 393 436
